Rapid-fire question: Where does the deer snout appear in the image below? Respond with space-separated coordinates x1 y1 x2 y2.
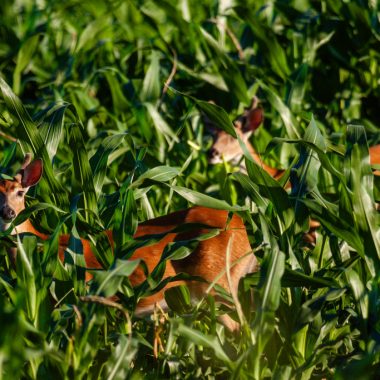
209 147 217 159
0 205 16 221
208 147 222 164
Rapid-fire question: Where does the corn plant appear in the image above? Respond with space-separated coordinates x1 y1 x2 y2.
1 1 380 379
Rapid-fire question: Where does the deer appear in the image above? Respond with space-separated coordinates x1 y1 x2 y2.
207 99 380 243
369 145 380 176
208 98 380 178
207 96 283 179
207 97 321 242
0 154 257 331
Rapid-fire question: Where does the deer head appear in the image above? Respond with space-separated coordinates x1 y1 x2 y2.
0 154 43 229
208 96 263 164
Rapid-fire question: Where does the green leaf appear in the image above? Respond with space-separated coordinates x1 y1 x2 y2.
141 50 161 102
259 81 300 139
165 285 192 314
260 247 285 312
90 133 126 195
245 268 339 289
131 165 180 188
195 100 237 137
69 122 98 220
104 70 130 114
94 258 141 297
100 335 137 380
249 22 290 80
37 102 69 160
288 63 308 112
175 323 234 368
168 88 237 138
345 124 380 274
76 17 110 52
298 288 346 325
145 103 179 143
13 34 40 94
170 185 247 211
304 115 327 152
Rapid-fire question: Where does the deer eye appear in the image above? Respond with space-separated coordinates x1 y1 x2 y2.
16 190 25 197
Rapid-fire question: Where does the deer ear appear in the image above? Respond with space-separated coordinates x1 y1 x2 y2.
242 107 263 132
21 159 43 188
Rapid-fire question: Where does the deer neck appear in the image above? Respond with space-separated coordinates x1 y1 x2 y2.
0 219 9 233
11 219 48 240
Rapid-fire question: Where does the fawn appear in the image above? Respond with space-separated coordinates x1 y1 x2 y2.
208 98 380 178
207 96 283 179
0 154 256 330
369 145 380 176
207 100 380 241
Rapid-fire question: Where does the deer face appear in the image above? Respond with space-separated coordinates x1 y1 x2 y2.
0 156 43 229
208 97 264 164
209 124 254 164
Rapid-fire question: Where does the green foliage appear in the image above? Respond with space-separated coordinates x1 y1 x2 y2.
1 0 380 379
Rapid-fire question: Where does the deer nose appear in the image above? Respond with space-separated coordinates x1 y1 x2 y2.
209 147 218 158
208 147 223 164
0 205 16 220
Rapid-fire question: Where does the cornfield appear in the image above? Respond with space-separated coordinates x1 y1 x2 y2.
1 1 380 379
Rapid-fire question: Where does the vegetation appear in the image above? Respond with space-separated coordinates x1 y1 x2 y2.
1 0 380 378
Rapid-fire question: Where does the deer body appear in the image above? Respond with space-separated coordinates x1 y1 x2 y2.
129 207 255 317
0 155 255 330
370 145 380 176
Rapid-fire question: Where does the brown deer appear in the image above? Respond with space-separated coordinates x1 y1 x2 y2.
369 144 380 176
0 154 256 330
208 100 380 243
208 96 283 179
207 98 319 242
208 99 380 178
